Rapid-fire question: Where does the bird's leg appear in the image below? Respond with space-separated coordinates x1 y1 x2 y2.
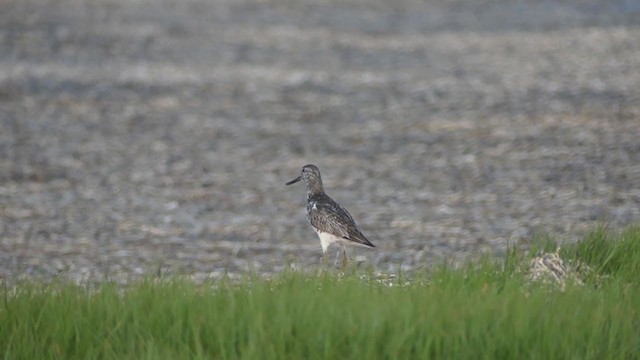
340 245 348 270
321 251 328 269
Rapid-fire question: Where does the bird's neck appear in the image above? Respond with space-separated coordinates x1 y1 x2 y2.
306 182 325 199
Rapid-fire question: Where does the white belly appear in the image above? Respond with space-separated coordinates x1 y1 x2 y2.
316 231 343 254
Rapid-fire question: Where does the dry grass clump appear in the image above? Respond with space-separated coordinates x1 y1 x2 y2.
526 249 581 290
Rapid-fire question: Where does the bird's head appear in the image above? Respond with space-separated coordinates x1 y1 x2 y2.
286 164 323 193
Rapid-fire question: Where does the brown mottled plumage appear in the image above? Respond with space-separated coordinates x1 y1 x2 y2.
286 164 374 268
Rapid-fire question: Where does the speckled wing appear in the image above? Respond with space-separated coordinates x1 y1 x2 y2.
307 196 375 248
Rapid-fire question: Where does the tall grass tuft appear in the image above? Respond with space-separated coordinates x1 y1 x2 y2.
564 225 640 281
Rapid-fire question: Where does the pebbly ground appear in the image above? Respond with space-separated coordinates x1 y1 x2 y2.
1 0 639 282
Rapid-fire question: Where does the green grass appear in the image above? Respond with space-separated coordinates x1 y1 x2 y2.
2 227 640 359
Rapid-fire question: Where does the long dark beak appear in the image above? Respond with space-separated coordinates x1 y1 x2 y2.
285 176 302 186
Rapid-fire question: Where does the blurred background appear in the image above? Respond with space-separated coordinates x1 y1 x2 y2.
1 0 639 282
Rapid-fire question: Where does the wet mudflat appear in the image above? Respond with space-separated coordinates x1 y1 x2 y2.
1 0 639 282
